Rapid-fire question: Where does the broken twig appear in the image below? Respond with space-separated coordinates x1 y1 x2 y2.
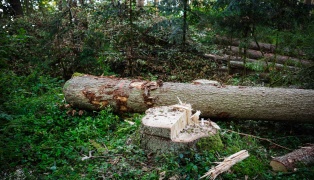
224 129 292 150
200 150 249 179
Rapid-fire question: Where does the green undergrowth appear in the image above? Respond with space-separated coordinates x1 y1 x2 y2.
1 71 314 179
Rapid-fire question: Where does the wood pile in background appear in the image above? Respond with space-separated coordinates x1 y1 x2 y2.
208 36 313 75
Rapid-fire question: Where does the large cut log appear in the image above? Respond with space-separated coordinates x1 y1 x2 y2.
270 145 314 172
63 75 314 122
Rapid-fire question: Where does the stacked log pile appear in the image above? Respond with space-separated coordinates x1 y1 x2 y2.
207 36 313 74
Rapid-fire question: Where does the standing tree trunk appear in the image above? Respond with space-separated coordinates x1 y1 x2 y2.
9 0 23 16
58 0 63 11
127 0 134 75
137 0 144 8
79 0 85 6
154 0 159 15
63 75 314 122
182 0 188 47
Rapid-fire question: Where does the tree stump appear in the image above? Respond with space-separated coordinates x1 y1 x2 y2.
140 103 222 153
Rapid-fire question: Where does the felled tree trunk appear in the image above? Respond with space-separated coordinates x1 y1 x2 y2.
63 75 314 122
270 145 314 172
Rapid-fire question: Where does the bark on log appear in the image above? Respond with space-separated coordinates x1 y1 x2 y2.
270 145 314 172
63 75 314 122
227 46 312 67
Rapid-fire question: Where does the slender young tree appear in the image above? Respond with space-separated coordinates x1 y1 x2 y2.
182 0 188 47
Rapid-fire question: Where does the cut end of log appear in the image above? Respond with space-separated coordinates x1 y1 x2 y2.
270 160 288 172
270 145 314 172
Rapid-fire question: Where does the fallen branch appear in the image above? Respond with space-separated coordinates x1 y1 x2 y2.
200 150 249 179
224 129 292 150
81 151 107 161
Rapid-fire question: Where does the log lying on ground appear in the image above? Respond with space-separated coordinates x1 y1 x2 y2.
270 145 314 172
204 54 299 71
213 36 276 53
227 46 312 67
200 150 249 179
229 61 297 71
213 36 305 57
63 75 314 122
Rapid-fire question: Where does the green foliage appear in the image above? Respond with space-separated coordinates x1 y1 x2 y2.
217 120 314 179
209 0 313 86
298 66 314 89
302 23 314 61
0 7 108 79
245 61 265 72
0 74 138 178
213 0 312 37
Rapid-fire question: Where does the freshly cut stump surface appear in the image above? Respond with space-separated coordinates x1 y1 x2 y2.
140 104 221 152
